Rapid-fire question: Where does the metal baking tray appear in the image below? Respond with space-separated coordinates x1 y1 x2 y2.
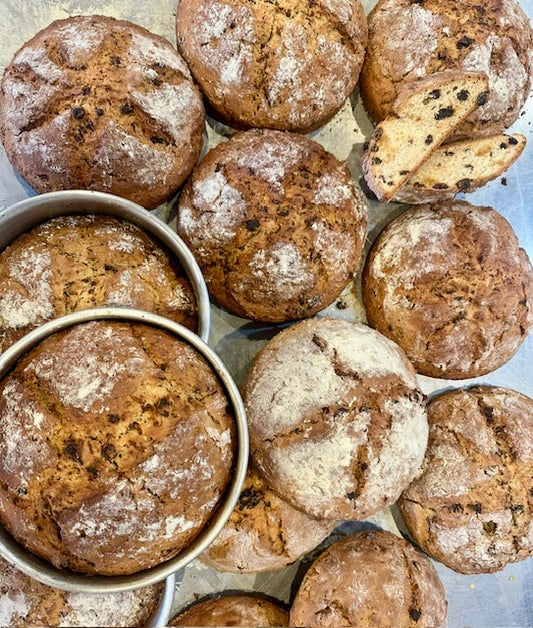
0 0 531 625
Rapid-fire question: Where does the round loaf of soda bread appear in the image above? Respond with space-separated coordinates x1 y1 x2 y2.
176 0 368 132
176 129 367 323
0 15 205 208
362 200 533 379
0 214 197 353
398 385 533 574
200 464 335 573
243 317 428 520
0 556 164 627
359 0 533 139
289 530 448 628
170 594 289 627
0 320 236 576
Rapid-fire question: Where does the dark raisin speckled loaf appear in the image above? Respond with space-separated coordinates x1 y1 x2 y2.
360 0 533 139
0 15 205 208
289 530 447 627
0 214 197 352
398 386 533 574
0 320 236 576
177 128 367 323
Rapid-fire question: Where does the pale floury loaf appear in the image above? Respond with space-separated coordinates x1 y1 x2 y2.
243 317 428 521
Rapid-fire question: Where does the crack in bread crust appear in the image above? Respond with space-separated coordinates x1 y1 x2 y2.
176 0 368 132
398 386 533 574
244 317 428 521
0 15 205 208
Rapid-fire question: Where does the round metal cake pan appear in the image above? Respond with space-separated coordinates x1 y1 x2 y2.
148 571 176 628
0 307 248 593
0 189 211 343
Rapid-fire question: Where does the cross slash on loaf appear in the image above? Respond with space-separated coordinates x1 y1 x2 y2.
361 70 490 202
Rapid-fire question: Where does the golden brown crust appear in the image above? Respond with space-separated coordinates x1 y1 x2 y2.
200 464 334 572
359 0 533 138
0 320 235 575
0 557 164 627
243 317 428 520
0 214 197 352
0 15 205 208
177 128 367 323
176 0 367 132
289 530 448 627
398 386 533 574
362 200 533 378
170 594 289 627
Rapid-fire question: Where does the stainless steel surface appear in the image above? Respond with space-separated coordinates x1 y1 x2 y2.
0 308 248 593
0 190 211 343
0 0 531 625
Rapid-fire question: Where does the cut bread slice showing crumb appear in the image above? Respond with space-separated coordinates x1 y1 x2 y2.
361 70 489 202
392 133 526 204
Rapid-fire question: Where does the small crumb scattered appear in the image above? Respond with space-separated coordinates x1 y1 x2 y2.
508 575 516 582
468 583 476 590
336 299 348 310
501 177 507 186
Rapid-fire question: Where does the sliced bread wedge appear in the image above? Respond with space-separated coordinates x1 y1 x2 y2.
393 133 526 204
361 70 489 202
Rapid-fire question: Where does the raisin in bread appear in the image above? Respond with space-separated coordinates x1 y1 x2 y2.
361 70 489 202
393 133 526 203
359 0 533 140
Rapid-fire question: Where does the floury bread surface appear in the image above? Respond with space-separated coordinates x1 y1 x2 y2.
289 530 447 627
176 0 368 132
177 129 367 323
0 15 205 208
0 556 164 627
360 0 533 139
362 200 533 378
200 464 335 573
243 317 428 521
0 321 235 576
0 214 197 352
398 386 533 574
